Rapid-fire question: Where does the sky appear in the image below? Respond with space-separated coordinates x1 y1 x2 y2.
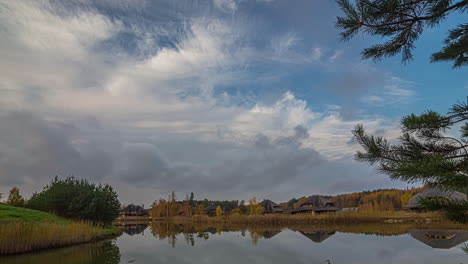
0 0 466 206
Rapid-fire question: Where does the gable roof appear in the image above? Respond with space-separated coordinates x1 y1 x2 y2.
298 195 334 207
291 195 340 213
405 186 467 208
260 199 284 213
204 204 217 212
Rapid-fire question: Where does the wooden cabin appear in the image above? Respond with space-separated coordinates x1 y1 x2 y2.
291 195 340 214
259 199 284 214
404 187 467 211
203 204 217 216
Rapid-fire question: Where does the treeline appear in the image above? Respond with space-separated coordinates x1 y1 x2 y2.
281 188 423 211
1 177 120 226
150 188 423 217
149 193 264 217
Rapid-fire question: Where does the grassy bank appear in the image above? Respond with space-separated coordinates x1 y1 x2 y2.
0 205 121 255
156 210 453 225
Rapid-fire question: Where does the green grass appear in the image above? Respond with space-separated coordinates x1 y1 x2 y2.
0 204 121 255
0 205 60 222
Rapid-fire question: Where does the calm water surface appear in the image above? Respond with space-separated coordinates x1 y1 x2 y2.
2 222 467 264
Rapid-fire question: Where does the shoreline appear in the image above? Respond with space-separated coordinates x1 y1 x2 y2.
0 205 122 256
119 211 464 225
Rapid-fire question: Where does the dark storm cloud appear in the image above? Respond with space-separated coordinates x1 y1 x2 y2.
112 125 325 195
0 112 113 185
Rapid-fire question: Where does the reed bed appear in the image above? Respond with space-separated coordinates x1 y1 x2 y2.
0 221 120 255
164 210 448 225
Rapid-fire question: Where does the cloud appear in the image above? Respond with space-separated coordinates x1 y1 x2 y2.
0 0 415 204
212 0 238 13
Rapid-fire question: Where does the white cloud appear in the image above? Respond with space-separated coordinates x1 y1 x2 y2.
0 0 412 203
311 47 322 61
212 0 238 13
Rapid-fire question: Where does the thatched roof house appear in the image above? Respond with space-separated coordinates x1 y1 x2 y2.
203 204 217 216
405 187 467 210
409 229 468 249
291 195 340 214
260 199 284 214
120 204 149 217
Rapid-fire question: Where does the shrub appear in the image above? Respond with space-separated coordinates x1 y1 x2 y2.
28 177 120 226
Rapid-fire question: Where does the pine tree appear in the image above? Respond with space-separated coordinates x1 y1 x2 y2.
352 101 468 222
335 0 467 67
6 187 24 207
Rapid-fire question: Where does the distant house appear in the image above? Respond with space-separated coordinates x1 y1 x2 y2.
203 204 217 216
259 199 284 214
120 204 149 217
404 187 467 211
291 195 340 214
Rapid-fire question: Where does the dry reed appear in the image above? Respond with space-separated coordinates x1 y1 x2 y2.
0 221 119 255
162 210 447 225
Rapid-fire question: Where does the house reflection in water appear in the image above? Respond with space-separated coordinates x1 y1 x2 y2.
122 224 148 236
409 229 468 249
297 230 336 243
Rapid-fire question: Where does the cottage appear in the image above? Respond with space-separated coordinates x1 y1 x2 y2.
291 195 340 214
203 204 217 216
259 199 284 214
404 186 467 211
120 204 149 217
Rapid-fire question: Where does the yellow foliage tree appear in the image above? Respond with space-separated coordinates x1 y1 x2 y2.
230 208 242 216
216 206 223 216
400 193 412 207
196 204 205 215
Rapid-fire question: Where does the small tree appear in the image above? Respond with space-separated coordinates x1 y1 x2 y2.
6 187 24 207
230 208 242 216
216 206 223 217
400 193 413 207
196 204 205 215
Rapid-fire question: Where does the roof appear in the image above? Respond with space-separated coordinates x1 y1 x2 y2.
260 199 284 213
409 229 468 249
204 204 217 212
291 195 340 213
298 195 334 208
405 186 467 208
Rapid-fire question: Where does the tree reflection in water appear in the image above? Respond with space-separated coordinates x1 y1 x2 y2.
148 221 468 249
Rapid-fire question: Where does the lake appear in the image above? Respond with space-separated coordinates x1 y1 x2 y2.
2 222 467 264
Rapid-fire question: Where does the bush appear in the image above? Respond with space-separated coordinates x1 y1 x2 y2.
28 177 120 226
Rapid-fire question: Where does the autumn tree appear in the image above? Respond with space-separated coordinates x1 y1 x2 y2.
230 208 242 215
216 206 223 216
196 204 205 215
6 187 24 207
400 193 413 207
336 0 467 67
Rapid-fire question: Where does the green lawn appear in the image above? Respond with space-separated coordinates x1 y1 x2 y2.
0 204 60 222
